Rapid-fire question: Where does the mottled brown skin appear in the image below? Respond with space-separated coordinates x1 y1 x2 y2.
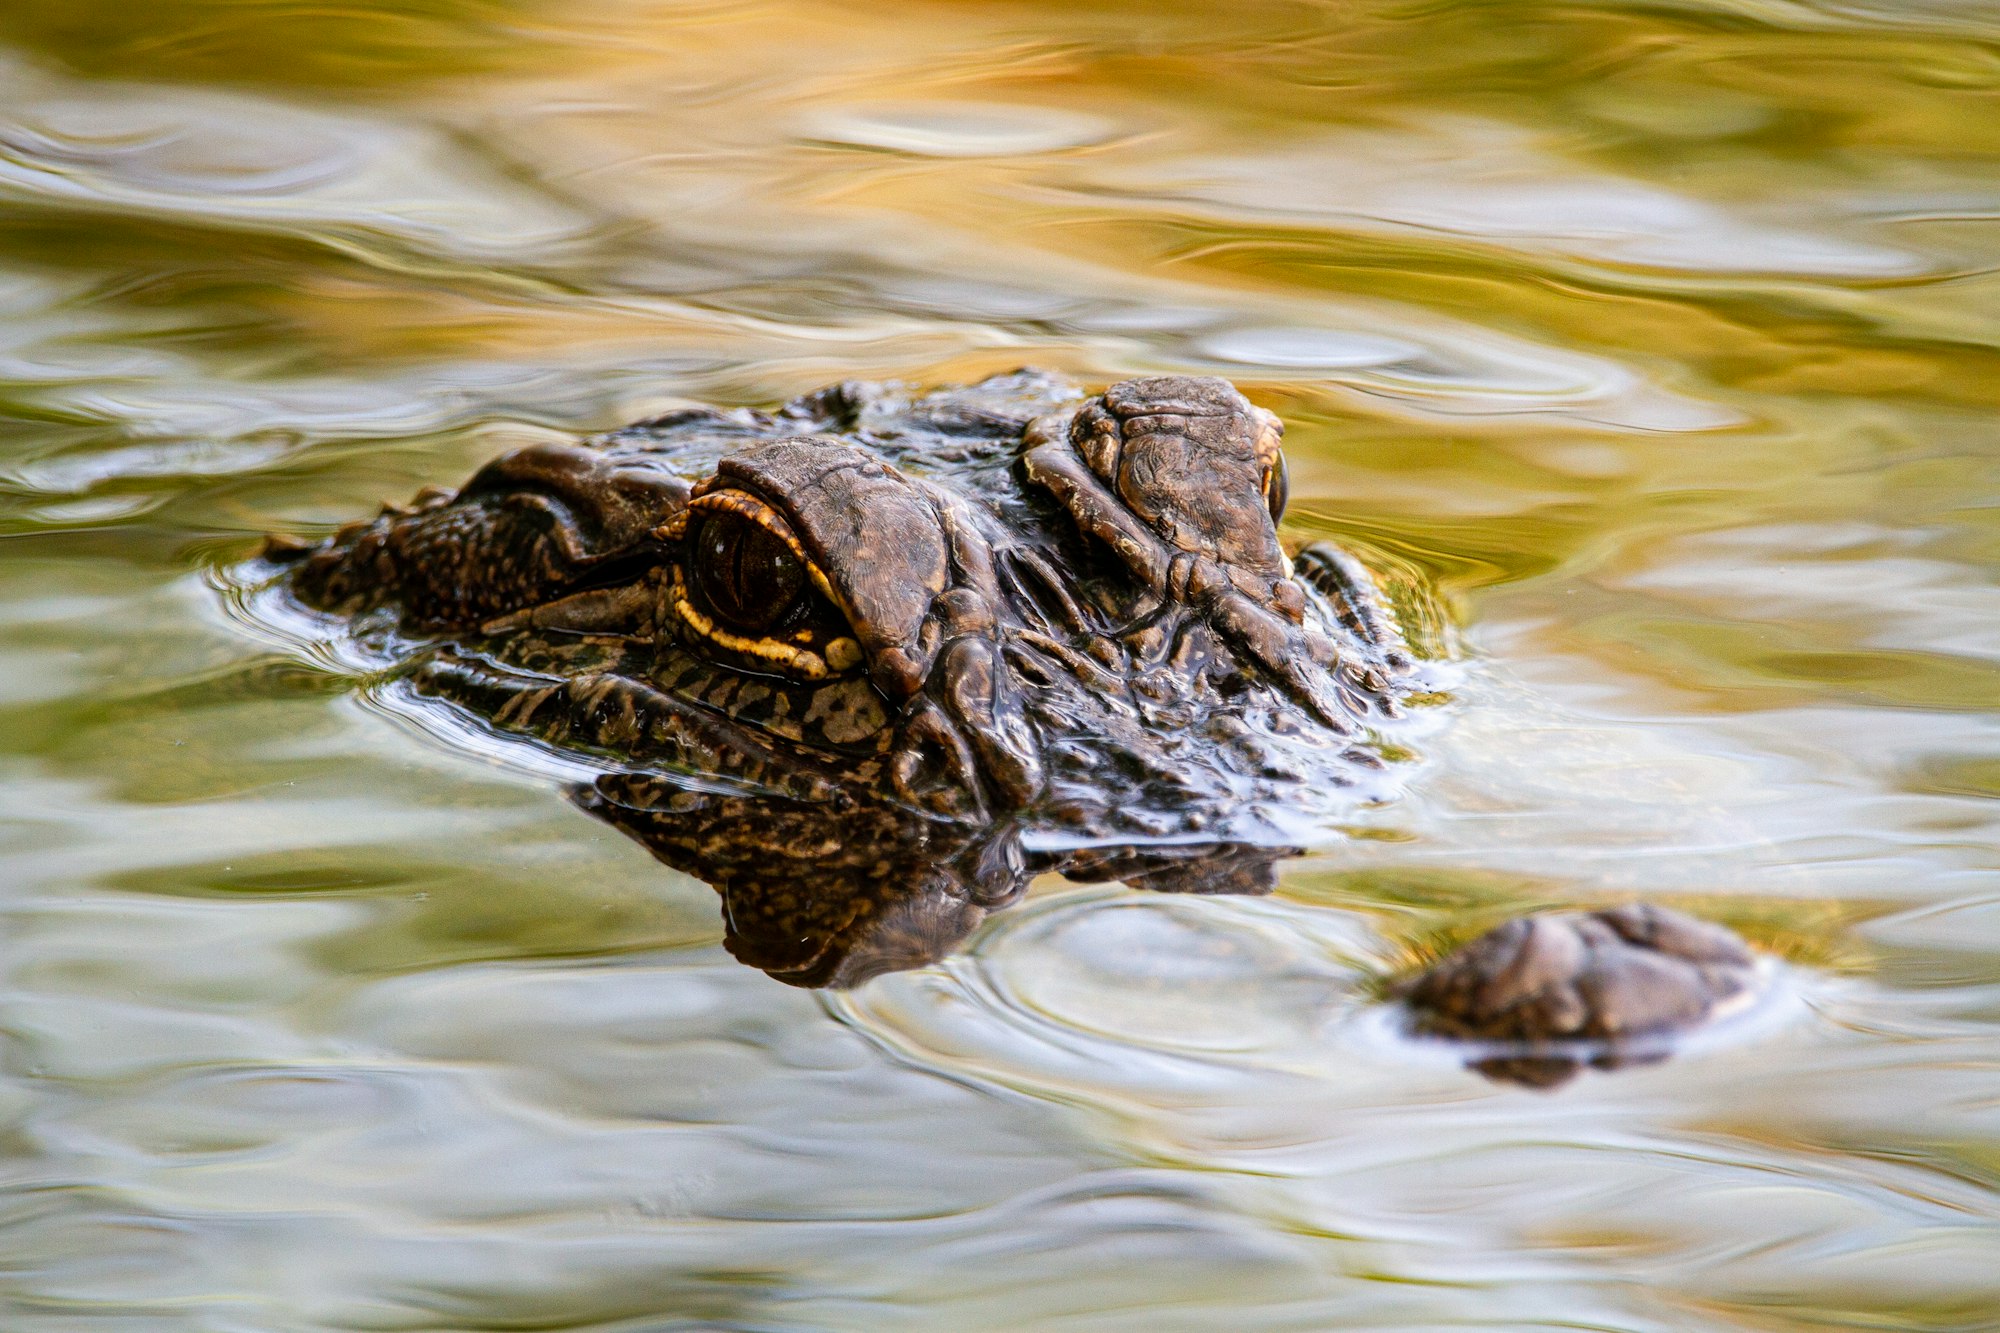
261 370 1758 1078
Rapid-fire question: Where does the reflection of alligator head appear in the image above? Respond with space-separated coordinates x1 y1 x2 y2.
581 781 1295 988
259 370 1759 1077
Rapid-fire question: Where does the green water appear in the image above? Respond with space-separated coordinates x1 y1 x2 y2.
4 1 2000 1327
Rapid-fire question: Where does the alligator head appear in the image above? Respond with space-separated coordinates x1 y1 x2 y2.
269 371 1420 838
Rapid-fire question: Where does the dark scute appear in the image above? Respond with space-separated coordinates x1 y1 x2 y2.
691 511 804 632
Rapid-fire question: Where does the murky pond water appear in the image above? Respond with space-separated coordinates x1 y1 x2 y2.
4 1 2000 1327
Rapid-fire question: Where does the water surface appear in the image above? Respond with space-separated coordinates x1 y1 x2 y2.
4 1 2000 1328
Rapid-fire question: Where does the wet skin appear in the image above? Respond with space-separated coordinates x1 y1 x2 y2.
263 371 1758 1078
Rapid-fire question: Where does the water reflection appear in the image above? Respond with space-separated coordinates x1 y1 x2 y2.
6 0 2000 1325
579 775 1293 988
577 770 1759 1093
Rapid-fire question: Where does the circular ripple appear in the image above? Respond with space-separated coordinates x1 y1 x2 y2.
831 886 1389 1111
982 892 1361 1055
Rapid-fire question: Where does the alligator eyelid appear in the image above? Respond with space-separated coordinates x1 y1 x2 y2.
479 581 654 638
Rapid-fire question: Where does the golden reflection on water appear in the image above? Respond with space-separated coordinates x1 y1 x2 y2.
3 0 2000 1327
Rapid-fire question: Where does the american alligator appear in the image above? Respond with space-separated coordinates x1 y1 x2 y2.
257 370 1758 1079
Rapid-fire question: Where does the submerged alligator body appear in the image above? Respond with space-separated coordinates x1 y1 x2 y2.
258 370 1757 1081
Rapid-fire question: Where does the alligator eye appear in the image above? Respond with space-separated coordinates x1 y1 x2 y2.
1264 450 1290 526
666 486 865 681
690 509 804 631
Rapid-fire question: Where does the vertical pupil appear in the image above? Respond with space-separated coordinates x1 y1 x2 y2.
692 511 803 631
1266 451 1290 526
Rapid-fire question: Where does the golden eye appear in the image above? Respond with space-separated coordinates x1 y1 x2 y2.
689 508 804 632
664 487 865 682
1264 450 1290 526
